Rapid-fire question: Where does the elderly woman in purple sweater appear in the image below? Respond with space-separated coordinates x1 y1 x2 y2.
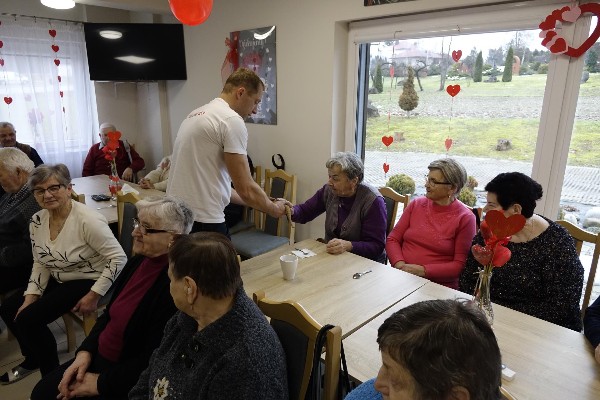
284 152 387 263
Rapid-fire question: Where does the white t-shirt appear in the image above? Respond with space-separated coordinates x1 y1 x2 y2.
168 98 247 223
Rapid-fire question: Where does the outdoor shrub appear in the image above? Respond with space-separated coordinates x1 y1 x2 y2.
538 63 549 74
502 47 514 82
466 176 478 190
458 188 477 207
386 174 416 195
374 64 383 93
399 67 419 116
473 51 483 82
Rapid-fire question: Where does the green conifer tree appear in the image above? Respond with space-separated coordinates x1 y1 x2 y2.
398 67 419 117
374 64 384 93
502 47 514 82
473 51 483 82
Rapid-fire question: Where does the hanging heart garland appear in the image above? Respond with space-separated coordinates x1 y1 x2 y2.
0 59 4 66
381 136 393 147
451 50 462 62
51 44 59 53
49 29 56 37
383 163 390 173
4 97 12 105
446 84 461 97
445 137 453 151
539 3 600 58
54 59 60 66
49 26 66 116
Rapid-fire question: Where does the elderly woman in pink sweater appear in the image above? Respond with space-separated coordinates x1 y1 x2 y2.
385 159 476 289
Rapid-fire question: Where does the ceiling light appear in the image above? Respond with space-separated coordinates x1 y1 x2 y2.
99 30 123 40
115 56 155 65
41 0 76 9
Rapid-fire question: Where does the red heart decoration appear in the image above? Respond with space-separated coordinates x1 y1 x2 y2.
0 40 3 48
445 138 453 151
492 244 511 267
381 136 393 147
389 65 394 78
169 0 213 26
472 244 492 266
383 163 389 173
562 5 582 22
4 97 13 105
549 37 568 54
484 210 526 239
57 76 62 82
452 50 462 62
62 107 65 113
539 3 600 58
107 130 122 142
49 29 57 37
59 91 64 98
446 84 460 97
51 45 60 53
54 59 60 66
0 59 4 66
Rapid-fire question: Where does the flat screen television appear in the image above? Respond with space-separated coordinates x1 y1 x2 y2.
84 23 187 81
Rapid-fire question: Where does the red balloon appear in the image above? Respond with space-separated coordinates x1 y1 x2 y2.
169 0 213 26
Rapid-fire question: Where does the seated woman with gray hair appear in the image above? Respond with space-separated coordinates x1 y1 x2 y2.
0 148 41 296
345 299 502 400
386 158 476 288
0 164 127 385
284 151 387 262
31 196 194 399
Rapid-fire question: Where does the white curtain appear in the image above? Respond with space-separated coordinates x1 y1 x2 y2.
0 16 98 177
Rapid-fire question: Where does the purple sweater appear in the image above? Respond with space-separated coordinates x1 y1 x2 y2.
292 184 387 261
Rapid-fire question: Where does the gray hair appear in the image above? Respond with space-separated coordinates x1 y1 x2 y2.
136 196 194 234
100 122 116 132
29 164 71 188
325 152 364 183
0 122 16 132
428 158 467 197
0 147 35 174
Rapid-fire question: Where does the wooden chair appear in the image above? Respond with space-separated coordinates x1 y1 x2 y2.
229 165 262 234
556 220 600 317
117 191 141 258
378 187 410 235
500 386 517 400
231 169 297 259
70 191 85 204
472 206 483 229
253 290 341 400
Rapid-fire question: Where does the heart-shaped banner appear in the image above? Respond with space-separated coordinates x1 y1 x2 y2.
452 50 462 62
446 84 461 97
54 59 60 66
383 163 389 173
51 44 60 53
49 29 56 37
539 3 600 58
445 138 453 151
472 244 492 266
484 210 526 239
381 136 393 147
4 97 13 105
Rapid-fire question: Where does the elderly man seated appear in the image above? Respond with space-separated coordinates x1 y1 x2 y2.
0 148 41 295
0 122 44 167
82 123 144 182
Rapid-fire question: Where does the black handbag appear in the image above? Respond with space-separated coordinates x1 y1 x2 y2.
307 324 354 400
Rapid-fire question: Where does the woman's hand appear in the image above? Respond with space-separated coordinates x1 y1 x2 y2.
58 372 100 399
401 263 426 277
326 238 352 255
122 167 134 182
15 294 39 319
72 291 101 315
139 179 154 189
281 199 294 215
58 351 92 399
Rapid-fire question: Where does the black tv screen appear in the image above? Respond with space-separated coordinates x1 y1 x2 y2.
84 23 187 81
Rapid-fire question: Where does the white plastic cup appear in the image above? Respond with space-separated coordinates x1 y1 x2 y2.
280 254 298 280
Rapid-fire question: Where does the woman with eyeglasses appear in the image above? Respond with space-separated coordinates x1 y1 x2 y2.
0 164 128 385
385 158 476 289
129 232 288 400
30 196 194 399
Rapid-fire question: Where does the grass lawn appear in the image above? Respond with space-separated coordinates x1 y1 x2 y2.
365 73 600 167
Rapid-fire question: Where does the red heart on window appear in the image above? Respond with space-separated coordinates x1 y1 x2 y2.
4 97 13 105
484 210 526 239
472 244 492 266
57 76 62 82
52 45 60 52
0 59 4 66
381 136 393 147
54 59 60 66
49 29 57 37
0 40 3 49
446 85 461 97
383 163 389 173
452 50 462 62
445 138 453 151
59 91 64 97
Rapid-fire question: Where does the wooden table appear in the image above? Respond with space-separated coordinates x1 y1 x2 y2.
71 175 165 223
240 239 428 338
343 282 600 400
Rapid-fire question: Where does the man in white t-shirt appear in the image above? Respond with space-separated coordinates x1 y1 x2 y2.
167 68 286 235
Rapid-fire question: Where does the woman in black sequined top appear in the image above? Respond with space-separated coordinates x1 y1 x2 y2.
459 172 584 331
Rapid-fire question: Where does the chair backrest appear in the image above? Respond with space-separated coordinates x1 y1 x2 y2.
253 290 341 400
249 164 262 228
262 168 297 245
378 187 410 235
556 220 600 316
70 191 85 204
500 386 518 400
117 192 141 258
472 207 483 229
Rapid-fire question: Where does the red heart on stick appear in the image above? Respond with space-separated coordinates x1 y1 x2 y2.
4 97 13 105
54 59 60 66
452 50 462 62
446 84 461 97
49 29 57 37
484 210 526 239
445 138 453 151
383 163 390 173
0 59 4 66
381 136 393 147
52 45 60 52
472 244 492 266
492 245 512 267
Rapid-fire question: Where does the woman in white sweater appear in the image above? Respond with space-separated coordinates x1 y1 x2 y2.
0 164 127 385
138 155 170 191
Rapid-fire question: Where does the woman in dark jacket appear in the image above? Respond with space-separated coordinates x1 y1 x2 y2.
30 196 193 400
